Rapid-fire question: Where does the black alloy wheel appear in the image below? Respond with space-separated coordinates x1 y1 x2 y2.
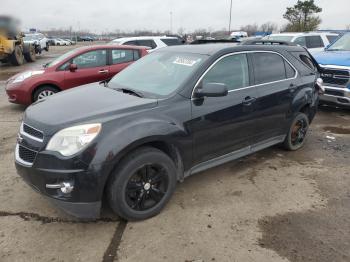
108 147 177 221
125 164 168 211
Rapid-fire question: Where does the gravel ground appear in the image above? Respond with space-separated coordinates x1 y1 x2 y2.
0 44 349 262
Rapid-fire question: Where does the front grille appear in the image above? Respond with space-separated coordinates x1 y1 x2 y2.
321 68 350 87
23 123 44 140
325 89 344 97
18 145 37 164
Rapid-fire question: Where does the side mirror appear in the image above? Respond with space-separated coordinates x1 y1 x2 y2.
69 63 78 72
194 83 228 98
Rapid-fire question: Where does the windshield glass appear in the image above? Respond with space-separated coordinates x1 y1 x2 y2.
109 51 207 97
265 35 294 42
45 48 80 67
327 34 350 51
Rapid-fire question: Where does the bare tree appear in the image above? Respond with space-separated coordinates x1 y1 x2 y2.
260 22 278 33
240 24 258 36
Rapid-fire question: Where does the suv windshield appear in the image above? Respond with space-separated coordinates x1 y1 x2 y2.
327 34 350 51
109 51 207 97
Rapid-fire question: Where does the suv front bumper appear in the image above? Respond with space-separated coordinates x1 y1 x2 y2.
320 85 350 107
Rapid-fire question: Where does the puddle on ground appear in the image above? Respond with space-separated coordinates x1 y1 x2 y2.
323 126 350 135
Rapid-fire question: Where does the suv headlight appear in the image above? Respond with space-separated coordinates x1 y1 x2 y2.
13 70 45 83
46 124 101 156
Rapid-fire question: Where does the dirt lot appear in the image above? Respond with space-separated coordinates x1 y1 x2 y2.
0 44 350 262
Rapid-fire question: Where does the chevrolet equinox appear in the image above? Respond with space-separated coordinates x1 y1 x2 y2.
15 43 322 220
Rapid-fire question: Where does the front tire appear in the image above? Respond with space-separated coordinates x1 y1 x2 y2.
108 147 177 221
33 86 58 102
283 112 309 151
9 45 24 66
24 46 36 62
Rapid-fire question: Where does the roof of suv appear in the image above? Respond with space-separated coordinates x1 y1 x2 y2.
158 43 306 56
268 32 338 37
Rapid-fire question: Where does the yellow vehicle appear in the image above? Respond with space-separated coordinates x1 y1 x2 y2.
0 16 36 66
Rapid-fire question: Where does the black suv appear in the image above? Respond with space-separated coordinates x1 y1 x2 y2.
15 43 322 220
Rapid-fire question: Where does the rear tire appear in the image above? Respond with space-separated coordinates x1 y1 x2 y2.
108 147 177 221
33 86 58 102
24 46 36 62
283 112 309 151
9 45 24 66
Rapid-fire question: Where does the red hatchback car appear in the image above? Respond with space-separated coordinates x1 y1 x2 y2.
5 45 148 105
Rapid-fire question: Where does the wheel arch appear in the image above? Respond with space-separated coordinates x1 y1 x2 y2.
101 137 186 203
31 83 61 102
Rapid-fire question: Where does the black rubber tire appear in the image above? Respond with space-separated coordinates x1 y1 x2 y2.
9 45 24 66
283 112 309 151
24 46 36 62
44 44 49 52
33 86 58 102
108 147 177 221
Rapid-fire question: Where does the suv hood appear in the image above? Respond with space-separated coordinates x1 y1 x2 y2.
24 83 158 134
313 51 350 67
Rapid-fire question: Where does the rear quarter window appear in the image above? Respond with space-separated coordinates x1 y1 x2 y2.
289 51 317 72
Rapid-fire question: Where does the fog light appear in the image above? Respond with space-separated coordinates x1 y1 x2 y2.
46 182 74 194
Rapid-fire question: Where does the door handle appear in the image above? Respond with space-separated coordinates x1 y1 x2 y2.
98 69 109 74
242 96 256 106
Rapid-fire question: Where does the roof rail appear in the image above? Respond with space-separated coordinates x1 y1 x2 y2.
240 39 297 46
190 39 239 45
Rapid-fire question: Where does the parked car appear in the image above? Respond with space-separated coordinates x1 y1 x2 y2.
14 43 323 220
110 36 183 51
313 33 350 108
264 32 339 53
23 33 49 54
52 38 70 46
77 36 94 42
64 39 76 45
5 45 148 105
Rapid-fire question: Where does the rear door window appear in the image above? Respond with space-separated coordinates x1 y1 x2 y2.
124 41 137 46
294 36 306 47
160 38 182 46
136 40 157 49
305 36 324 48
111 49 135 64
252 53 287 84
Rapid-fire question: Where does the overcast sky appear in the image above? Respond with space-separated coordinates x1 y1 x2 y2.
2 0 349 33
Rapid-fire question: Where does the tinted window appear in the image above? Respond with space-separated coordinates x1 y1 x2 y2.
285 61 296 78
326 35 338 44
252 53 286 84
306 36 324 48
202 54 249 91
294 36 306 47
137 40 157 49
161 38 182 46
72 50 107 69
124 41 137 46
111 49 134 64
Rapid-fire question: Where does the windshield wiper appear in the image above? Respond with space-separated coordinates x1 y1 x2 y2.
115 88 144 98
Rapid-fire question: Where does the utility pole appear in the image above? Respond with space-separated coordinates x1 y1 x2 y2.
170 11 173 34
228 0 233 34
